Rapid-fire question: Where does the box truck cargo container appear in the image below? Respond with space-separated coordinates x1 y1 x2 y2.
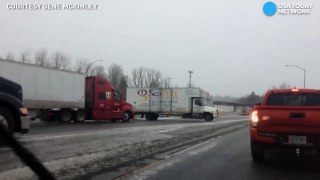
0 59 133 123
127 87 218 121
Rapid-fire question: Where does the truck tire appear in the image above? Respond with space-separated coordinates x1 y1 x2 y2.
251 142 265 162
204 113 214 121
60 110 72 123
122 112 132 122
146 113 158 121
152 113 159 121
74 110 86 123
145 113 153 121
0 107 15 139
40 110 49 121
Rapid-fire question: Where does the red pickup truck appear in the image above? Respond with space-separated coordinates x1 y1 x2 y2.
250 88 320 161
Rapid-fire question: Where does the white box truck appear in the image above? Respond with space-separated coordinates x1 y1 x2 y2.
127 87 218 121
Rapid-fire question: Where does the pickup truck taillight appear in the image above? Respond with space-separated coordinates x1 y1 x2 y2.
251 110 259 127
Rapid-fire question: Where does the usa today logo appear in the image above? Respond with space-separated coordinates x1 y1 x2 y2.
263 2 313 16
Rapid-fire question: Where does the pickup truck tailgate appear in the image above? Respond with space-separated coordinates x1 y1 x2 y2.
257 107 320 134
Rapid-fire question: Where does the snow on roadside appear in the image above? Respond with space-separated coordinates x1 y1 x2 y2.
0 120 248 180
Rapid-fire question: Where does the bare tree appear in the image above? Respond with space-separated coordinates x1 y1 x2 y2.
271 82 292 89
95 65 107 77
75 59 103 76
6 51 15 61
51 52 63 69
161 77 173 88
149 80 159 88
238 91 261 106
20 50 30 63
279 82 292 89
51 52 71 70
145 69 162 88
90 65 107 78
34 49 49 66
145 69 154 87
84 60 103 76
61 55 71 70
130 67 165 88
74 58 89 74
107 63 124 87
131 67 146 88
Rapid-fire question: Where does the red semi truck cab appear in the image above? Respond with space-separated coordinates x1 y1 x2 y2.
85 76 134 122
250 88 320 161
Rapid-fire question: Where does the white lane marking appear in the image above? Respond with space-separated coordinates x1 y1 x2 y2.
0 147 12 151
188 142 217 155
216 119 249 124
219 115 246 118
0 145 40 152
131 158 182 180
130 138 219 180
18 119 248 142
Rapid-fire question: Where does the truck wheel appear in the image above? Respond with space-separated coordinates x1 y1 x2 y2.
74 110 86 123
40 110 49 121
152 113 159 121
251 142 265 162
146 113 158 121
0 107 15 138
122 112 131 122
204 113 214 121
60 110 72 123
145 113 152 121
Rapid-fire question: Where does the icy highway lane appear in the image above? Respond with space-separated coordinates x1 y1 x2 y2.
120 127 320 180
3 114 320 180
0 115 250 179
25 114 243 136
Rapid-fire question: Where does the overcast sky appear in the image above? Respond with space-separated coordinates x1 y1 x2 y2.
0 0 319 97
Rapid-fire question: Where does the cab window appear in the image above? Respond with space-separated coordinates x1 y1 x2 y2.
114 92 121 101
98 93 106 100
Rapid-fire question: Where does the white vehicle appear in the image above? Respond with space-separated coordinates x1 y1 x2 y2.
127 87 218 121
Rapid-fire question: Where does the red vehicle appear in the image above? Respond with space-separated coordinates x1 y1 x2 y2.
250 88 320 161
85 76 134 122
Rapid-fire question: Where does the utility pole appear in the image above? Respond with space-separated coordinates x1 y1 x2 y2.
188 70 193 88
285 65 306 88
167 77 173 88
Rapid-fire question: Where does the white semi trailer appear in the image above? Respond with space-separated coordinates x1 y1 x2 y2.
127 87 218 121
0 59 85 122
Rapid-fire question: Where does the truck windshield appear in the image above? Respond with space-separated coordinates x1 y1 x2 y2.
203 99 213 106
266 93 320 106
